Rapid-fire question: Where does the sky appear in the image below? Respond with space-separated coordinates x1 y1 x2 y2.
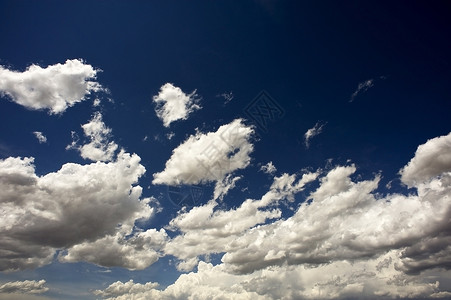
0 1 451 299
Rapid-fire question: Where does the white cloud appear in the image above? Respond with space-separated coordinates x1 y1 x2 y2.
96 130 451 298
163 171 317 270
400 132 451 187
153 83 201 127
32 132 47 144
260 161 276 174
96 255 449 300
213 174 241 200
93 280 159 299
304 121 325 148
0 280 48 294
0 150 159 271
67 112 118 162
349 78 374 102
153 119 254 186
0 59 102 114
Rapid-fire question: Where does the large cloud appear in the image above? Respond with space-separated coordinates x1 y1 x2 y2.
152 83 201 127
0 150 158 271
0 59 102 114
95 132 451 299
153 119 254 186
163 172 318 271
400 132 451 187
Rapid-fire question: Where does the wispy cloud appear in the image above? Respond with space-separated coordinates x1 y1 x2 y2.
304 121 326 148
216 91 234 105
349 76 386 102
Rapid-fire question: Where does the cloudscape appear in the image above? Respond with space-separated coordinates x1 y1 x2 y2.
0 1 450 299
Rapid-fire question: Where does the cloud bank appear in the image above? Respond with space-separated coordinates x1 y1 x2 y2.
97 132 451 299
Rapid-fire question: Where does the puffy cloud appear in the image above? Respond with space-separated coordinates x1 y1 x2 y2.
304 121 326 148
95 262 268 300
0 280 48 294
153 119 254 186
0 150 157 271
400 132 451 187
32 132 47 144
0 59 102 114
153 83 201 127
163 171 317 270
260 161 276 174
76 112 118 162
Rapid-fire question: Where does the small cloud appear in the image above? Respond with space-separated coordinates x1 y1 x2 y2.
32 131 47 144
93 98 101 107
152 83 201 127
304 121 326 148
260 161 276 174
216 91 234 105
166 132 175 140
143 135 149 142
349 76 386 102
66 112 118 162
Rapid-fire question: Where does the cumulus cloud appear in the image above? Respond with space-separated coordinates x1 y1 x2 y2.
304 121 326 148
96 256 450 300
66 112 118 162
0 150 158 271
0 280 48 294
153 119 254 186
349 79 374 102
78 112 118 161
0 59 102 114
153 83 201 127
96 132 451 299
163 171 318 270
260 161 276 174
400 132 451 187
32 132 47 144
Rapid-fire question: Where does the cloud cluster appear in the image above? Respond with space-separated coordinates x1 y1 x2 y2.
0 280 48 294
153 83 201 127
97 132 451 299
153 119 254 186
163 171 318 271
0 150 158 271
0 59 102 114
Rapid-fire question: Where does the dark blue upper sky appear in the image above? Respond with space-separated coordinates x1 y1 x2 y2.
0 1 450 299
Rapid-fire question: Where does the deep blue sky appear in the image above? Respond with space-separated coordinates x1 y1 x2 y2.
1 1 450 299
